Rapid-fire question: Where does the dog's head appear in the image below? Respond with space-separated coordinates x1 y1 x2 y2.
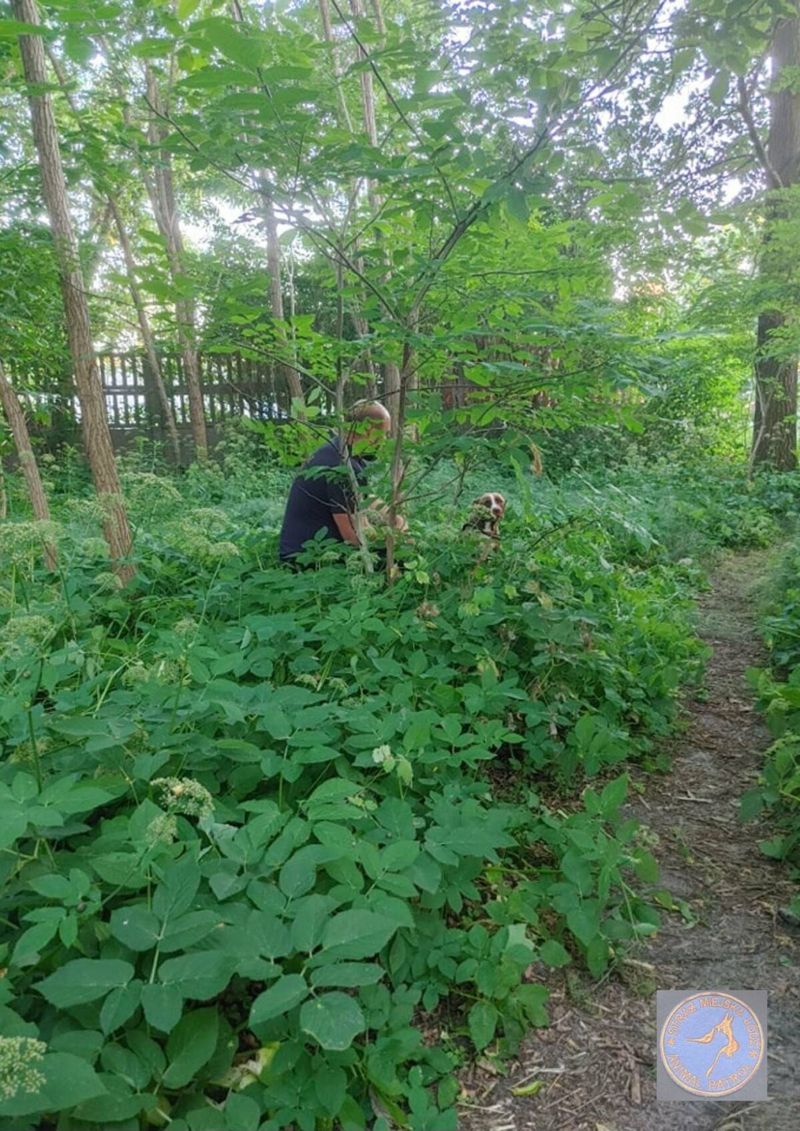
473 492 506 521
463 492 507 539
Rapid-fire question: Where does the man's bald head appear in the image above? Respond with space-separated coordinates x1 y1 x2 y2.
347 401 391 426
345 400 391 453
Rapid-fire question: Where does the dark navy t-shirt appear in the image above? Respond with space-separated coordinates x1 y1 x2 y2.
278 438 367 562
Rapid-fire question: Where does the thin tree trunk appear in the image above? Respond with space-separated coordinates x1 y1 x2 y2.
226 4 304 410
751 5 800 471
84 199 114 289
349 0 401 424
262 183 305 405
107 198 182 463
319 0 354 131
14 0 133 579
42 44 182 465
145 65 208 461
0 362 58 570
318 0 378 401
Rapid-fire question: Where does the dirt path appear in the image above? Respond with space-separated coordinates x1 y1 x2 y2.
459 550 800 1131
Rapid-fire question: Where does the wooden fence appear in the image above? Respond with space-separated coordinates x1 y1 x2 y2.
96 350 339 430
16 351 473 457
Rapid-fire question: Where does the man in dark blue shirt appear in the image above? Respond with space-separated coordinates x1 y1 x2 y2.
278 401 391 566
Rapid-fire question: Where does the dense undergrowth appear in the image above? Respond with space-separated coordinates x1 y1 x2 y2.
0 435 797 1131
744 530 800 908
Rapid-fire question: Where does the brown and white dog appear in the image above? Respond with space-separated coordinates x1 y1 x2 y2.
463 492 506 545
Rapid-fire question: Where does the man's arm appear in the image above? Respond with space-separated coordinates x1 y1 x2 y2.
332 511 361 547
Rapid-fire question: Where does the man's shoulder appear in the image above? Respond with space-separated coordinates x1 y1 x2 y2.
305 439 343 469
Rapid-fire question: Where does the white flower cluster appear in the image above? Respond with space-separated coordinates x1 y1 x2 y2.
295 673 348 696
80 536 110 560
0 520 61 565
121 658 185 687
372 744 394 768
371 745 413 787
145 812 178 846
152 776 214 819
121 471 182 512
1 614 53 660
93 571 123 593
0 1036 46 1101
173 616 198 637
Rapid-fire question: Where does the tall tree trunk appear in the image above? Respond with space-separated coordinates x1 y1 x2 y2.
13 0 133 579
107 198 182 463
0 362 58 570
144 65 208 462
751 5 800 471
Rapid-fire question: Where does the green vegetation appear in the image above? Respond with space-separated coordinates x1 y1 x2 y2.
0 441 796 1130
3 0 800 1124
744 527 800 899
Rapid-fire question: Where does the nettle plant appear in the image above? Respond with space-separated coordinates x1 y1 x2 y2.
0 477 704 1130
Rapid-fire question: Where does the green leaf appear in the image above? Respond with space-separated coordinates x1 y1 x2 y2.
141 983 183 1032
0 20 48 38
224 1092 261 1130
314 1064 347 1116
708 70 730 107
162 1008 219 1089
0 1053 106 1118
177 0 202 17
210 23 266 69
633 850 658 884
250 974 308 1025
468 1000 497 1050
515 983 550 1026
36 959 134 1008
153 858 201 921
110 905 161 951
599 773 628 816
321 910 400 959
299 992 366 1050
380 840 420 871
290 893 337 953
759 836 787 859
739 787 764 821
100 980 143 1034
161 910 224 953
567 906 599 947
158 952 235 1000
12 917 61 964
310 962 385 988
279 845 339 898
586 935 609 977
0 801 27 849
506 186 530 224
539 939 571 967
73 1074 147 1122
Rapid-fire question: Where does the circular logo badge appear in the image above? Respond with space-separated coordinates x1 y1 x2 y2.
659 992 765 1097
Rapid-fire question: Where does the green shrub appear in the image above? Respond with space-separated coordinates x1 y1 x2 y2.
0 453 789 1130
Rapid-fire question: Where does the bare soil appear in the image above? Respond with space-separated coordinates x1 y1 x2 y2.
458 550 800 1131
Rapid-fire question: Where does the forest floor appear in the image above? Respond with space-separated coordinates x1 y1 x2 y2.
458 549 800 1131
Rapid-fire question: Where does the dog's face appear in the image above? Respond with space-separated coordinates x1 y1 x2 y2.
474 492 506 522
464 492 507 540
